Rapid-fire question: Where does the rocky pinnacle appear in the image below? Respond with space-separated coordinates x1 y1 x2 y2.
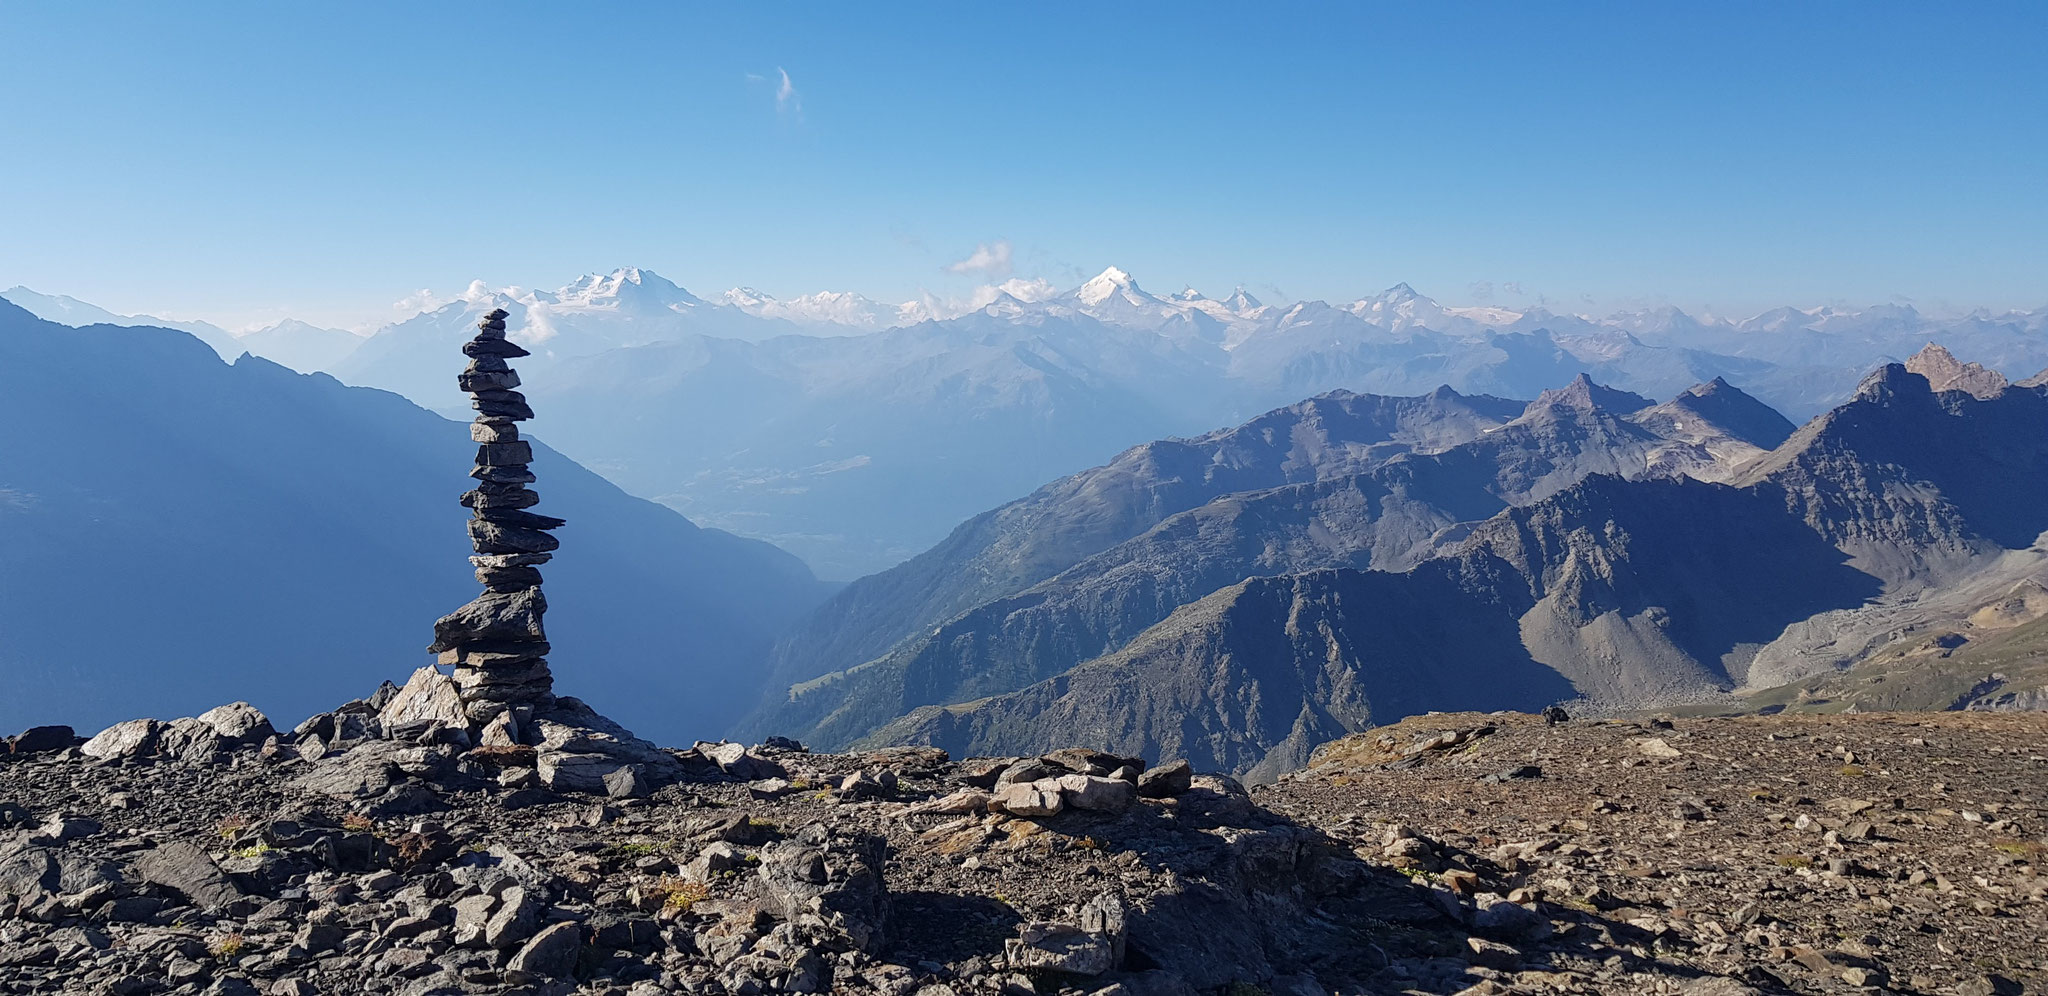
427 307 565 726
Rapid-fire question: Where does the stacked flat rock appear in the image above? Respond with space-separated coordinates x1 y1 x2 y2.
426 308 566 722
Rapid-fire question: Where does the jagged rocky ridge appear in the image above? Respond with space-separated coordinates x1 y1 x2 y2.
748 374 1801 755
763 350 2048 778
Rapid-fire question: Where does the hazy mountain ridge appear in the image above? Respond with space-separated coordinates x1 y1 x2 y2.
14 273 2043 578
0 300 828 739
747 376 1802 749
749 388 1531 707
814 353 2048 776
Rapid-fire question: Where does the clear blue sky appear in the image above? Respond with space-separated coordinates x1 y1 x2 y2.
3 1 2043 329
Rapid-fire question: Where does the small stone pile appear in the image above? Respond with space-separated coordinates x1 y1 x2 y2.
427 307 565 728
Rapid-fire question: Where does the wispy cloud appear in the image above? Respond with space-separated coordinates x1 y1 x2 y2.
776 67 799 113
393 288 443 314
944 240 1014 279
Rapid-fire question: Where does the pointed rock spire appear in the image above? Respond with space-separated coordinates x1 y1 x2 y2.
428 307 566 724
1904 342 2009 399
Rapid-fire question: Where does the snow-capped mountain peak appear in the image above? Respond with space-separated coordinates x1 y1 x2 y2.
557 267 703 310
1075 266 1143 307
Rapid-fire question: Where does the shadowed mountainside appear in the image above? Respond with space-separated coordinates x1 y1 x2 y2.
0 301 829 739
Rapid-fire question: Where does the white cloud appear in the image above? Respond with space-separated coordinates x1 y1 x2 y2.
776 67 800 113
944 240 1015 279
393 288 444 314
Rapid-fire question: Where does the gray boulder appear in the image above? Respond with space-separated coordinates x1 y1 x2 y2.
196 702 274 744
5 726 75 755
1137 760 1193 798
755 824 888 953
132 841 241 910
506 921 581 981
1006 922 1117 976
79 719 161 760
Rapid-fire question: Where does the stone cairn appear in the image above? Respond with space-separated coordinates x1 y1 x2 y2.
426 307 566 726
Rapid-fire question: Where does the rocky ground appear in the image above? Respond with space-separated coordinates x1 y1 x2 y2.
2 698 2042 996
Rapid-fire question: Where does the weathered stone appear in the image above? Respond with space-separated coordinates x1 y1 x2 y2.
458 368 521 392
483 884 542 948
1057 773 1136 812
437 641 550 668
700 741 787 780
470 390 534 420
6 726 75 755
476 565 545 591
683 841 744 883
754 824 888 952
196 702 274 744
506 921 581 981
377 667 469 730
0 842 120 902
467 518 561 555
452 893 497 947
157 717 224 764
468 463 537 485
428 587 547 652
474 440 533 466
463 337 529 359
1078 892 1129 964
1137 760 1193 798
461 487 541 511
470 419 517 443
132 840 241 910
1006 921 1116 975
538 752 628 794
473 506 566 532
80 719 161 760
471 551 552 568
603 764 649 799
992 779 1064 817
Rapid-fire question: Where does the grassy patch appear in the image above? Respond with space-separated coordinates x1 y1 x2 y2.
208 933 245 961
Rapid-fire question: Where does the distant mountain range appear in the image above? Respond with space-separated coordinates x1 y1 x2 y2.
10 271 2047 578
0 299 829 740
744 348 2048 780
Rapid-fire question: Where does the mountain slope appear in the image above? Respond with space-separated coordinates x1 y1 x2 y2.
753 378 1791 749
858 368 2048 777
750 387 1529 703
872 474 1883 779
0 301 828 739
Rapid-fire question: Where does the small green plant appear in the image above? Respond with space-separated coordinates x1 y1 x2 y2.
208 933 245 961
662 879 711 912
230 843 272 860
1776 854 1812 869
747 817 779 830
340 813 376 834
608 841 659 858
1838 765 1867 777
1992 839 2043 858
